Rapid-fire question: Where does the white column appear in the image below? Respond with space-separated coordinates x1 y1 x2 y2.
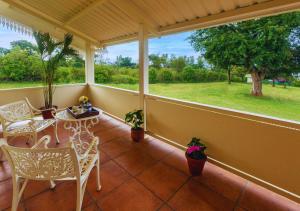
138 24 149 130
85 42 95 84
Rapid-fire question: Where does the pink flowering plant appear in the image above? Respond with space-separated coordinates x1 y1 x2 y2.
186 137 207 160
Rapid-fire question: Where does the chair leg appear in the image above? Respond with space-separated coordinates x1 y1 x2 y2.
50 180 56 189
96 158 101 191
11 178 20 211
76 180 83 211
54 122 60 144
30 133 38 145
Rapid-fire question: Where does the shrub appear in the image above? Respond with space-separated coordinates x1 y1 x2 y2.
206 71 219 82
231 75 244 82
111 75 138 84
95 65 113 83
70 68 85 82
158 69 173 83
292 79 300 87
218 72 228 81
149 68 158 83
182 66 197 82
56 67 71 83
196 71 208 82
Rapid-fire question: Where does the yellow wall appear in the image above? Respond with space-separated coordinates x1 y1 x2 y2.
145 94 300 201
0 84 87 108
1 84 299 201
88 84 140 119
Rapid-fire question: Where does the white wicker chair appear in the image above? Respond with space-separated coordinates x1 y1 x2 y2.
0 135 101 211
0 98 58 144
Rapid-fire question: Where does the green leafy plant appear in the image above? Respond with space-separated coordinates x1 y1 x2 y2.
125 109 144 130
187 137 207 160
33 31 77 108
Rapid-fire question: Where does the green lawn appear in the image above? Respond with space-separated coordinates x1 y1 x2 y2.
1 81 300 122
0 81 43 89
106 82 300 122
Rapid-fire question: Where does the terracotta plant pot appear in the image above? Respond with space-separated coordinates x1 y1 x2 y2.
185 153 207 176
131 128 144 142
40 106 57 119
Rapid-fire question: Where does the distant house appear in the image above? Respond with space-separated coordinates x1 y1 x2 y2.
245 74 252 83
292 73 300 80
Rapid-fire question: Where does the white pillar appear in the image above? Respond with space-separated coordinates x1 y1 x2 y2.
85 42 95 84
138 24 149 130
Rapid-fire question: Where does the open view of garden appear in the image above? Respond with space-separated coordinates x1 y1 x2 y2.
0 12 299 121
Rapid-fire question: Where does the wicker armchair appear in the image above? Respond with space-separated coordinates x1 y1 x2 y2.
0 98 58 144
0 135 101 211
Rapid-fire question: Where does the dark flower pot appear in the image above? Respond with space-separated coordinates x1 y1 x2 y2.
40 106 57 119
131 128 144 142
185 152 207 176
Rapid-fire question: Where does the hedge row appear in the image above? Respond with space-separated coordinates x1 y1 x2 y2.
95 65 231 84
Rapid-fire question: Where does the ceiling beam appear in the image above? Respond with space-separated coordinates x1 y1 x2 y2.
159 0 300 35
64 0 107 26
100 33 138 46
109 0 159 36
2 0 101 46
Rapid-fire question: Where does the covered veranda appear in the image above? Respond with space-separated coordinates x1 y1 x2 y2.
0 0 299 210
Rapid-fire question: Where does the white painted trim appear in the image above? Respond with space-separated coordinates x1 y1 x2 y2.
90 83 139 96
145 93 300 129
0 83 87 92
85 42 95 84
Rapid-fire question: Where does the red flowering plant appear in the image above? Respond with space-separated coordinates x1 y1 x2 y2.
186 137 207 160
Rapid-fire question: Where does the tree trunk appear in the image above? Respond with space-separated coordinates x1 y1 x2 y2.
272 79 275 87
227 69 231 84
251 71 264 96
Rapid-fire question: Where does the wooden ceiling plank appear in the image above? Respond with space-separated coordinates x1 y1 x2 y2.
159 0 300 34
100 6 137 32
109 0 159 36
64 0 107 25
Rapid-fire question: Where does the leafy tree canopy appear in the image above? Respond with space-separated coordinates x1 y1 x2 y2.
115 55 136 67
189 12 300 95
10 40 37 55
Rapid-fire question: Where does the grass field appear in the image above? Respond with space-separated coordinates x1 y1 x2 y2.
106 82 300 122
1 81 299 122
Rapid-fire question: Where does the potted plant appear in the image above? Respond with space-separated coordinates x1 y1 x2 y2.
125 109 144 142
33 31 77 119
185 137 207 176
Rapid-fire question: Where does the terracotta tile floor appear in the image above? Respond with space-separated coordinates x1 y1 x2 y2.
0 114 299 211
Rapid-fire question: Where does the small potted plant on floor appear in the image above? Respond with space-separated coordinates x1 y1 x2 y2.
125 109 144 142
185 137 207 176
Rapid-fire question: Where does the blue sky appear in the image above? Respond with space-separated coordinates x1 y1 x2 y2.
0 26 199 62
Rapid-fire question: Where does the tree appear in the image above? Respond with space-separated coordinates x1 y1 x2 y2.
169 55 187 71
196 56 205 68
189 12 300 96
10 40 37 55
115 55 136 67
0 47 42 81
0 47 9 56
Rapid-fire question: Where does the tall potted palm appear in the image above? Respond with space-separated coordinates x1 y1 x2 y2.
33 31 77 119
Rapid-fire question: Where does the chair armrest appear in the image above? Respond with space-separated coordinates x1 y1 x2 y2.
0 138 8 147
32 135 51 149
76 137 99 159
25 97 43 115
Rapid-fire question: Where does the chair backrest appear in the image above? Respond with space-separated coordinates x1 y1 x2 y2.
1 144 80 180
0 100 33 124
